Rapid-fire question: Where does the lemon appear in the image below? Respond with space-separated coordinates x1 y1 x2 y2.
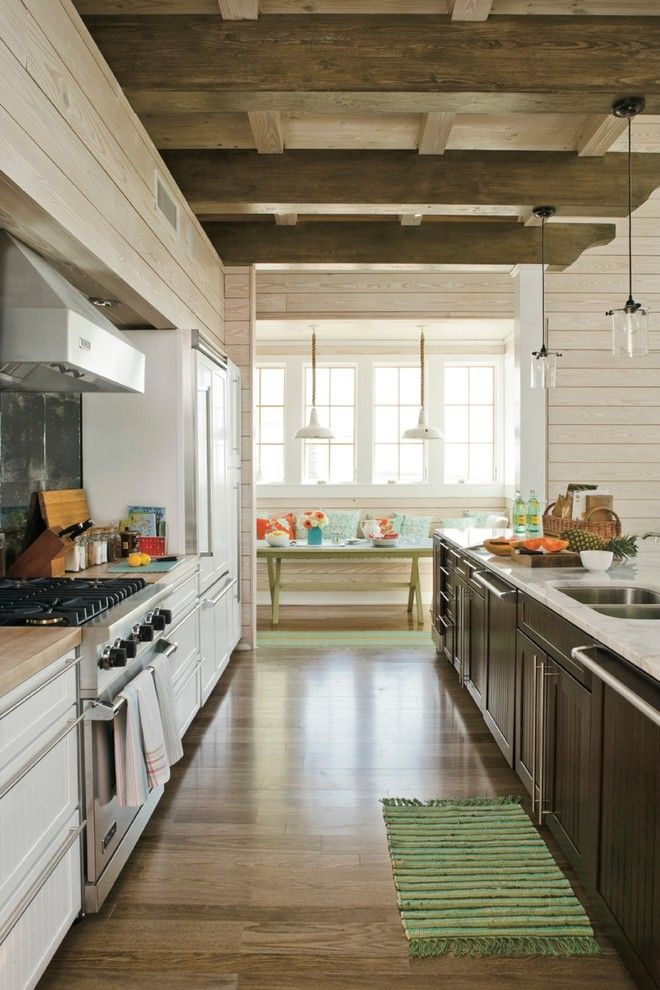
140 553 151 565
127 552 143 567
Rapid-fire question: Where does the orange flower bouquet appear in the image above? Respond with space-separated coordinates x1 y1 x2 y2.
298 509 329 531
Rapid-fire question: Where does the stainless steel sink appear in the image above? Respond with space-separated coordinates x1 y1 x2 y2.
559 586 660 606
589 604 660 620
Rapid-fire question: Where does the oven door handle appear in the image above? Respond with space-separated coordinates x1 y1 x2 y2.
156 638 178 660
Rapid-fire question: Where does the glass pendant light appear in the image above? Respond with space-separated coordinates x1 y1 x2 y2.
403 327 443 439
295 325 334 439
606 96 649 358
530 206 562 390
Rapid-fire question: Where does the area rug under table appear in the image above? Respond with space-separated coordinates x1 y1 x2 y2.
382 796 599 958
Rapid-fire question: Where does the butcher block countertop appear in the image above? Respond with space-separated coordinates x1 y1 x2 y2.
0 627 82 700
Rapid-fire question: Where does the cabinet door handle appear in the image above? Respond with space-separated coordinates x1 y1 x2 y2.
0 713 85 802
0 654 81 722
537 656 546 826
531 655 539 818
572 645 660 728
472 572 517 602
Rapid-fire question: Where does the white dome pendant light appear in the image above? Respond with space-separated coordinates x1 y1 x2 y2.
606 96 649 358
295 325 334 439
530 206 562 390
403 327 443 439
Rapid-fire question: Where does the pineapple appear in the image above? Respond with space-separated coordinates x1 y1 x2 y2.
559 529 605 553
604 534 638 561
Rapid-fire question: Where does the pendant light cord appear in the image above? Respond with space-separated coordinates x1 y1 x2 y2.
541 216 546 349
627 115 633 302
311 328 317 407
420 330 425 408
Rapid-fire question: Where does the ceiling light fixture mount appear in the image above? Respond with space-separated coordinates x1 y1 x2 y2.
295 324 334 440
606 95 649 358
530 205 562 390
403 326 443 440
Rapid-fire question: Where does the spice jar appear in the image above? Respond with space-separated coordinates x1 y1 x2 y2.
120 529 138 557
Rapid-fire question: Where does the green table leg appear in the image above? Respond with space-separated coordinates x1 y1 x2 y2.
412 555 424 624
272 557 282 626
407 559 415 613
267 556 276 607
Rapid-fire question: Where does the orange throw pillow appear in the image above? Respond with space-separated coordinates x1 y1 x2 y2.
262 513 296 539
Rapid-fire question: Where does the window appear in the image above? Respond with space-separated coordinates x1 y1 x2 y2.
303 366 355 483
254 366 285 483
373 366 425 483
443 365 496 483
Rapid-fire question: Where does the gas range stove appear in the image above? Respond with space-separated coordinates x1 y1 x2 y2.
0 576 147 627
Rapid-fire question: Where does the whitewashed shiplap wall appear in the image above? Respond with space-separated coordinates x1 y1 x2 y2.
546 192 660 536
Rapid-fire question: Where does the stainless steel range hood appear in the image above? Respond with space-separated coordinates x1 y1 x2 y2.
0 232 145 393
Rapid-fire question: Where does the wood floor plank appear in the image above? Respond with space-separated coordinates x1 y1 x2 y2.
41 628 635 989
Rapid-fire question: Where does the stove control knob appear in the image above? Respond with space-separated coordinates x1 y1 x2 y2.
158 608 173 625
119 637 138 659
108 646 128 667
152 611 167 631
138 622 154 642
99 647 112 670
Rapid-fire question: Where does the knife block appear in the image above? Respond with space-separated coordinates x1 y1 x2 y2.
8 528 72 578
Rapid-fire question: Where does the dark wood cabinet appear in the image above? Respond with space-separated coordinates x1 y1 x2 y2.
543 655 596 876
515 630 543 804
464 581 487 711
481 571 517 766
591 660 660 990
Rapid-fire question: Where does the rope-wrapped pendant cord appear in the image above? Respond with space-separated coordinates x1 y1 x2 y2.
627 116 633 302
541 217 546 350
420 331 425 408
311 329 317 408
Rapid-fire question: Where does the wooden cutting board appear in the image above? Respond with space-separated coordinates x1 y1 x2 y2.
38 489 90 530
511 550 581 568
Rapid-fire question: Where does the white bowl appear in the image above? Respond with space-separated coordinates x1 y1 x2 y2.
372 537 399 548
580 550 613 572
265 533 290 547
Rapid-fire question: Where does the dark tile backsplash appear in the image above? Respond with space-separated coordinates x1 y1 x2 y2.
0 393 82 564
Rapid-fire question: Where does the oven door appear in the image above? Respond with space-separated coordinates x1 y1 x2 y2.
82 639 177 912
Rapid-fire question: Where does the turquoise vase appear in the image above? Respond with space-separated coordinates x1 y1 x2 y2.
307 527 323 546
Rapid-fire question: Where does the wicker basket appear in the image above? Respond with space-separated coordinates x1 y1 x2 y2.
542 503 621 540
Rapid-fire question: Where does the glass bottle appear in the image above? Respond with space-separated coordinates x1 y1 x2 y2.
526 490 541 536
512 489 527 537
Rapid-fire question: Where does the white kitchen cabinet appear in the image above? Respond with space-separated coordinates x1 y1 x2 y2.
197 348 230 593
227 359 241 469
199 575 234 705
0 652 83 990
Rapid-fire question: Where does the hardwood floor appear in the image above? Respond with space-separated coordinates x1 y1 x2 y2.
257 604 433 632
42 643 634 989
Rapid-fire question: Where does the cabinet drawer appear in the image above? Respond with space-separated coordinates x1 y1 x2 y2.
167 571 198 625
518 595 592 688
168 608 200 683
0 815 82 990
174 660 200 738
0 710 79 919
0 653 77 785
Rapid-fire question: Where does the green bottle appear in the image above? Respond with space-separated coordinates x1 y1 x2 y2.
512 489 527 536
526 490 541 536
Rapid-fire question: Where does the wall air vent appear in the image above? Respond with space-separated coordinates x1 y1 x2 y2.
155 174 179 233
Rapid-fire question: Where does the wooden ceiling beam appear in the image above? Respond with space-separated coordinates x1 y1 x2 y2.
576 114 628 157
218 0 259 18
451 0 492 20
248 111 284 152
162 149 660 216
203 219 615 267
418 113 455 155
82 15 660 115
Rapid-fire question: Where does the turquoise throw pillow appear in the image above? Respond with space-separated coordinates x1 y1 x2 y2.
392 514 432 541
326 509 361 541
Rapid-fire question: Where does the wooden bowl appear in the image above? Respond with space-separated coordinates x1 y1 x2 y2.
483 539 518 557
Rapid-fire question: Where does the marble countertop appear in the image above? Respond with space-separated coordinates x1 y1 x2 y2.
436 528 660 683
0 627 82 700
73 554 200 587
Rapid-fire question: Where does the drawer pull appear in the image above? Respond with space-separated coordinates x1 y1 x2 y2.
572 646 660 728
0 713 84 802
203 573 232 607
473 572 517 602
0 822 85 946
0 654 80 722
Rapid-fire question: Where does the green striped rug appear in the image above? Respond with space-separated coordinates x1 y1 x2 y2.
258 630 431 648
382 796 599 958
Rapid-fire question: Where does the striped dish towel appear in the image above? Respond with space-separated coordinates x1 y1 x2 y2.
151 653 184 765
133 669 171 790
114 681 149 807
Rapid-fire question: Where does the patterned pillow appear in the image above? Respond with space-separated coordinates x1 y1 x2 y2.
440 517 471 531
262 513 296 539
464 510 490 527
324 509 361 542
392 514 432 541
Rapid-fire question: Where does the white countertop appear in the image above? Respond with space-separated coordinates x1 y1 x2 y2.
436 528 660 683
